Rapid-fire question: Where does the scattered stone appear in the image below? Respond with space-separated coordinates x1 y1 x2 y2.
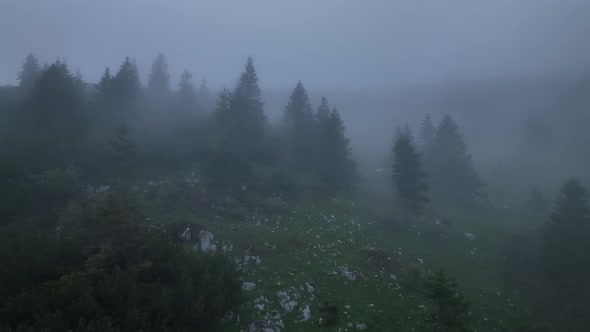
464 231 476 240
180 227 191 241
339 266 363 281
247 319 282 332
277 288 300 312
242 282 256 291
296 305 311 322
222 240 233 253
356 322 368 330
199 230 215 252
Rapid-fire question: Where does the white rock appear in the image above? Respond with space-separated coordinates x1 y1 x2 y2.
277 288 300 312
356 322 368 330
297 305 311 322
181 227 191 241
222 241 233 253
464 231 476 240
242 282 256 291
199 230 214 252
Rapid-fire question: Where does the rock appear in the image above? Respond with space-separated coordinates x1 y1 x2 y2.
247 319 282 332
277 288 300 312
199 230 214 252
242 282 256 291
464 231 476 240
222 240 233 253
180 227 191 241
296 305 311 322
356 322 368 330
339 266 363 281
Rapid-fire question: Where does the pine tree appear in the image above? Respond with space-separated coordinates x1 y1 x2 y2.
283 81 316 171
111 56 141 108
392 130 429 216
198 79 212 111
540 179 590 329
316 96 331 124
423 268 472 332
232 56 266 150
316 100 357 189
24 60 87 166
394 124 414 142
420 114 436 150
177 69 198 113
147 53 171 101
428 115 482 204
17 53 41 93
93 67 113 105
108 123 138 180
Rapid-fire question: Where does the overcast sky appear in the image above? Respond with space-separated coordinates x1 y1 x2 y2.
1 0 589 91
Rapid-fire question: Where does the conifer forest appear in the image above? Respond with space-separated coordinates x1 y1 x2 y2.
0 1 589 331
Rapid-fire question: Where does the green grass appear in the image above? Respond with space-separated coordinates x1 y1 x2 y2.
145 187 539 331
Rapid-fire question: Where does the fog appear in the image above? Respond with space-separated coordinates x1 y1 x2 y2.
1 1 590 331
2 0 589 90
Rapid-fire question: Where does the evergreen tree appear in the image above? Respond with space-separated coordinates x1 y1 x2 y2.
427 115 482 204
392 131 429 216
108 123 138 180
283 81 316 171
423 268 472 332
17 53 41 93
316 96 331 124
147 53 171 101
231 56 266 153
420 114 436 150
540 179 590 330
316 101 357 189
177 69 198 113
198 78 212 111
111 56 141 109
24 60 87 166
93 67 113 106
394 124 414 142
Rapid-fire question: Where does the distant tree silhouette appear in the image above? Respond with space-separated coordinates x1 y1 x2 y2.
540 179 590 330
111 56 141 110
147 53 171 102
420 114 436 151
427 115 482 205
392 130 429 216
177 69 198 114
283 81 316 171
24 60 87 166
17 53 41 93
315 98 357 190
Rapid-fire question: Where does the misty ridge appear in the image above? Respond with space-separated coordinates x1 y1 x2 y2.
1 0 590 331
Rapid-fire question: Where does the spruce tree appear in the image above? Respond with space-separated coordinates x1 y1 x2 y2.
392 130 429 216
111 56 141 108
232 56 266 151
420 114 436 150
283 81 316 171
108 123 138 180
198 79 212 111
147 53 171 101
177 69 198 113
25 60 87 166
540 179 590 329
423 268 472 332
428 115 482 204
316 100 357 189
17 53 41 93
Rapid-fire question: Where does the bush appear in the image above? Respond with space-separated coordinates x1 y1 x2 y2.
0 190 242 331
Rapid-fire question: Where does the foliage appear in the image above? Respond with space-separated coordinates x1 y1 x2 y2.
17 53 41 93
0 190 242 331
392 130 429 216
539 179 590 330
422 268 472 332
425 115 482 205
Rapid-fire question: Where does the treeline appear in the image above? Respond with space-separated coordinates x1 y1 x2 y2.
0 53 357 196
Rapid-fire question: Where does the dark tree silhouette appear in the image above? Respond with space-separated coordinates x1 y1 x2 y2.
17 53 41 93
392 131 429 216
423 268 472 332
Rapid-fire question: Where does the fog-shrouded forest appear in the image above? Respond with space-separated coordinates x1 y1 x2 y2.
1 1 590 331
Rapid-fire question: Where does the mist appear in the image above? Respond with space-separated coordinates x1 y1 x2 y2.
1 1 590 331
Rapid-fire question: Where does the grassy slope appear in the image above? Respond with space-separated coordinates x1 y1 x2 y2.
146 184 538 331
